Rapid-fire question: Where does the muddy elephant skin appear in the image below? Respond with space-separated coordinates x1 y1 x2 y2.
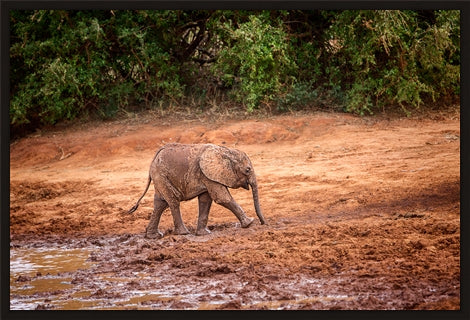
128 143 266 238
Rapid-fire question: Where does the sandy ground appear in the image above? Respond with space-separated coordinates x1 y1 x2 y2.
9 109 460 310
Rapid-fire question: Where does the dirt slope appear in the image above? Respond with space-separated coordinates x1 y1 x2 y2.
10 110 460 310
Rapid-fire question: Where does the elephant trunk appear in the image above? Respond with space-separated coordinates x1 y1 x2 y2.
250 176 266 225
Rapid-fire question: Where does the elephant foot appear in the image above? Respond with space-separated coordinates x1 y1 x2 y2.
196 228 211 236
145 230 163 239
240 217 255 228
174 226 191 235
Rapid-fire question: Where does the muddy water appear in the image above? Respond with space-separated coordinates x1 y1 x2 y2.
10 245 94 310
10 237 361 310
9 241 240 310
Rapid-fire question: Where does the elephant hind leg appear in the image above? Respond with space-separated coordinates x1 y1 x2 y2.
146 195 168 239
167 201 190 235
196 192 212 236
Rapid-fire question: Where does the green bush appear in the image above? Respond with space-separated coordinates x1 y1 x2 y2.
213 15 296 111
10 11 111 124
9 10 188 128
9 10 460 135
275 81 318 111
324 10 460 115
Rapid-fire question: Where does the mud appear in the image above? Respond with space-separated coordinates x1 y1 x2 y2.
10 109 460 310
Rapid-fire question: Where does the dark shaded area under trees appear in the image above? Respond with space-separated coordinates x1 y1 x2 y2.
10 10 460 137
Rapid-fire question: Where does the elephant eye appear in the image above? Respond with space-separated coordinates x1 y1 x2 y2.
245 167 251 174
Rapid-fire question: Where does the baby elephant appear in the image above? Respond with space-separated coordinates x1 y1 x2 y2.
128 143 266 238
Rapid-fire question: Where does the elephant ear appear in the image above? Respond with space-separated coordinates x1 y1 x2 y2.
199 145 239 188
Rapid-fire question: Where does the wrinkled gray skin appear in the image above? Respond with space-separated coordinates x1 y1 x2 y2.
128 143 266 238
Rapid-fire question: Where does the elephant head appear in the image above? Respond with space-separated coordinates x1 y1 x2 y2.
199 145 266 225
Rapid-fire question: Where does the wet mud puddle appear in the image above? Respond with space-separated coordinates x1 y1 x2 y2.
10 245 96 310
9 240 243 310
9 243 168 310
9 244 168 310
10 237 356 310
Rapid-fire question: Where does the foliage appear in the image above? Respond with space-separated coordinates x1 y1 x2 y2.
10 10 198 127
323 10 460 115
212 14 296 111
275 81 319 111
10 10 460 134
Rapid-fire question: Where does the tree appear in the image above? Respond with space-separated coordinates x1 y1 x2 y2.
9 10 460 136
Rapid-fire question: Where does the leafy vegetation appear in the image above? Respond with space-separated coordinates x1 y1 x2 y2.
213 14 296 110
10 10 460 134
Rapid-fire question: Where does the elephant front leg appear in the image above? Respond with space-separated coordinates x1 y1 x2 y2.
196 192 212 236
222 200 255 228
146 195 168 239
209 186 254 228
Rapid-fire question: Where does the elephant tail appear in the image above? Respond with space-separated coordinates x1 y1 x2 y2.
128 175 152 214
